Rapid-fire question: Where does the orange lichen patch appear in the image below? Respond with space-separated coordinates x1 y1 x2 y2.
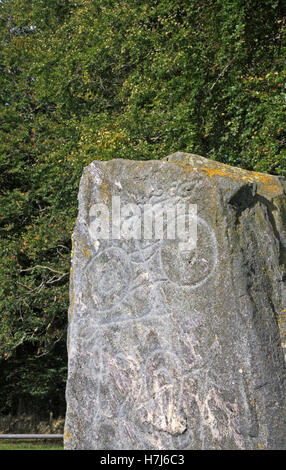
175 162 196 174
200 164 282 197
251 171 282 195
134 160 146 169
77 235 91 260
99 182 110 202
278 310 286 340
167 155 282 197
68 294 74 324
64 431 71 440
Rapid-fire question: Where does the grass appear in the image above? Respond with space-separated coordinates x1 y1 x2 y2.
0 440 63 450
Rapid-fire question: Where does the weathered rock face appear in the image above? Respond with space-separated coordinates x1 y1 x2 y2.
64 153 286 450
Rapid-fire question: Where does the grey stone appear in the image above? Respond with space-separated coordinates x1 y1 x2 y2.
64 153 286 450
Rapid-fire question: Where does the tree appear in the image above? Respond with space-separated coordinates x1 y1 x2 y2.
0 0 285 417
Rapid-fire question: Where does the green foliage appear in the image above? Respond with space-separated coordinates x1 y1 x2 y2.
0 441 63 450
0 0 285 416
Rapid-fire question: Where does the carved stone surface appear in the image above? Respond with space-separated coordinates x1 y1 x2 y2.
64 153 286 450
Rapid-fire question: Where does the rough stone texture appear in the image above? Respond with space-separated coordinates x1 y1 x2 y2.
64 153 286 450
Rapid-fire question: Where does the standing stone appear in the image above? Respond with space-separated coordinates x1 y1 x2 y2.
64 153 286 450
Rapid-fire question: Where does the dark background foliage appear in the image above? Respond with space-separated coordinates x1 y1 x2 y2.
0 0 285 418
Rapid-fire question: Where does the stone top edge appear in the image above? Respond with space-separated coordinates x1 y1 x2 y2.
164 152 285 181
82 153 285 196
84 152 284 180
